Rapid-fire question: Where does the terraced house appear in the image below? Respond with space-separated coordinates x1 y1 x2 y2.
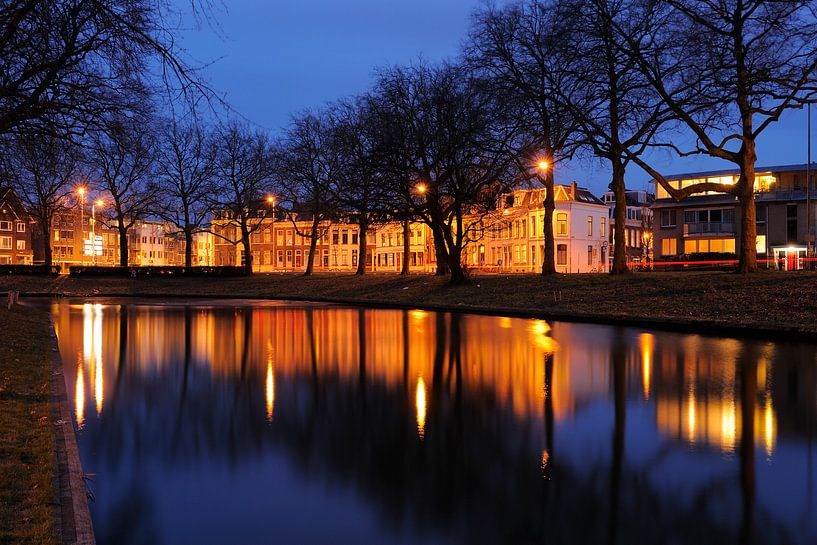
651 164 817 269
0 187 34 264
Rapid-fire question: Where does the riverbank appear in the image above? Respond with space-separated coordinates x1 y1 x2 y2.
4 270 817 338
0 305 57 545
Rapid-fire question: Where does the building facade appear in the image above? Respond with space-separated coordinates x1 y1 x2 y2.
602 189 654 263
469 183 610 273
0 187 34 264
651 164 817 268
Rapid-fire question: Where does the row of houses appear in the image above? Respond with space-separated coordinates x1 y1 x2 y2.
3 162 814 272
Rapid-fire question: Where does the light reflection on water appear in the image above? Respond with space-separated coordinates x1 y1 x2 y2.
46 299 817 545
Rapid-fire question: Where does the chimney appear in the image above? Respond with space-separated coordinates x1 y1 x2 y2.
570 181 578 200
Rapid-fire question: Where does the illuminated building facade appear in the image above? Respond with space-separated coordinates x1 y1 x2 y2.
474 183 610 273
602 188 654 263
651 164 817 268
0 187 35 264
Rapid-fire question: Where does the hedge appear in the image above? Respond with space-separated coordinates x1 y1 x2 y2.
0 264 60 275
68 265 249 277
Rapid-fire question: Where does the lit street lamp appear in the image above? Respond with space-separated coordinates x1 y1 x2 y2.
77 187 86 266
91 199 103 265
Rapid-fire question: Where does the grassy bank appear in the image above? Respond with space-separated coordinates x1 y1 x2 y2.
4 270 817 336
0 305 57 545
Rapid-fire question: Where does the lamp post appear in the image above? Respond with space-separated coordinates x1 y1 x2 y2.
77 187 86 267
267 195 275 272
91 199 103 265
642 231 652 269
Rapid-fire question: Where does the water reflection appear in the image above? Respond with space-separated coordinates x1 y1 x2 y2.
46 300 817 545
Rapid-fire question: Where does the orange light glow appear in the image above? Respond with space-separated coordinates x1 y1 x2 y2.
75 359 85 429
416 376 427 440
416 183 427 194
537 160 549 171
639 333 654 400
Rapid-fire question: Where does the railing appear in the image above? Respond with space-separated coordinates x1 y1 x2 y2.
755 189 817 201
683 222 735 235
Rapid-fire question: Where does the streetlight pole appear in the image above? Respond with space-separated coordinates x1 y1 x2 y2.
77 187 86 267
91 200 102 265
267 195 275 272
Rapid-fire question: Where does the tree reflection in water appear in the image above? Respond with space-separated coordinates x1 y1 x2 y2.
46 300 817 545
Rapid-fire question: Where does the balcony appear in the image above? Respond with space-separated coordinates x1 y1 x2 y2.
755 189 817 201
684 222 735 236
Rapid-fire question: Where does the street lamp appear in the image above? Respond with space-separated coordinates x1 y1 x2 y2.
537 160 550 171
77 187 87 266
415 183 427 195
267 195 275 272
91 199 103 265
642 231 652 265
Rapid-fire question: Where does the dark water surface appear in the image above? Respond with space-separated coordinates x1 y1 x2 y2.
44 299 817 545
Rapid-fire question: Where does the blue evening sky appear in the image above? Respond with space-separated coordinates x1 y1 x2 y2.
173 0 814 196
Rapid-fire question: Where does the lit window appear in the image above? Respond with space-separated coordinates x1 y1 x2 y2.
587 216 593 236
556 213 568 236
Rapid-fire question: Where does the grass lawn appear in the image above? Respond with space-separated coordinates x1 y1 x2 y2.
3 269 817 335
0 305 57 545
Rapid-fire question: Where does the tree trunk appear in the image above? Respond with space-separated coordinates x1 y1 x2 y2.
611 161 629 275
241 226 253 275
185 229 193 268
356 221 367 276
738 160 758 273
42 215 53 267
541 170 556 275
118 219 128 267
304 217 320 276
401 218 411 275
431 223 449 276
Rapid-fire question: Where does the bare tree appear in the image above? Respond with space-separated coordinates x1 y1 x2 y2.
155 118 216 267
86 117 157 266
211 121 274 275
467 1 580 275
3 135 83 266
274 111 338 276
328 97 393 275
0 0 218 143
543 0 674 274
620 0 817 273
374 63 519 285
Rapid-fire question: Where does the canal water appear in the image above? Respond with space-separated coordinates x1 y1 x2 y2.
45 299 817 545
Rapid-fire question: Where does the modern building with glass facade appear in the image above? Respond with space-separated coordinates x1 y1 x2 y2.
651 164 816 268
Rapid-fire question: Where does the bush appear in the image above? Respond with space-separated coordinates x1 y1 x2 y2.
0 264 60 275
68 266 249 277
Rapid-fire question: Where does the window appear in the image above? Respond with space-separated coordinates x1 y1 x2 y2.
587 245 593 265
16 223 25 233
587 216 593 236
352 233 358 245
352 249 358 267
332 230 339 245
557 244 567 265
0 221 10 231
342 230 348 245
556 213 568 236
601 218 606 238
661 238 676 256
531 216 537 237
0 236 11 249
660 210 677 227
16 240 25 250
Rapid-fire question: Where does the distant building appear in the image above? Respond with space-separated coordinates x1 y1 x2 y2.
475 182 610 273
373 222 435 272
602 189 654 262
651 164 817 269
0 187 34 264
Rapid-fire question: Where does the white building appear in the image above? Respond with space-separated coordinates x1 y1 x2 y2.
475 183 610 273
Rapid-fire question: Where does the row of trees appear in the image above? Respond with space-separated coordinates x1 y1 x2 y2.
3 0 817 281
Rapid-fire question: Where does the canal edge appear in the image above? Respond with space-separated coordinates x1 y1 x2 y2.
50 318 96 545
